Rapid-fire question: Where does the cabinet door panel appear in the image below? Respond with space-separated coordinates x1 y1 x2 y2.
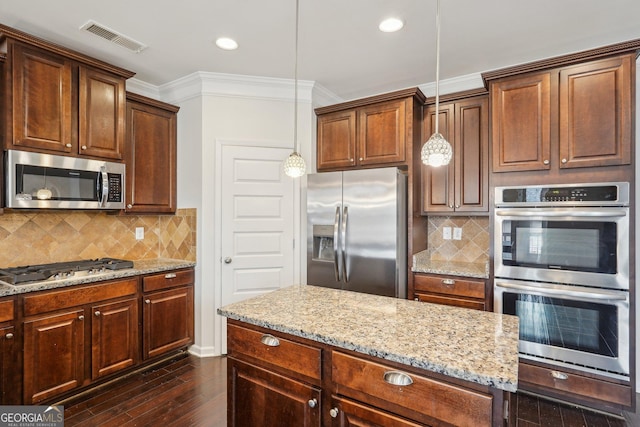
79 67 125 160
456 97 488 212
228 358 321 427
91 298 138 379
1 325 20 405
317 110 357 170
491 73 551 172
11 43 73 153
358 100 406 166
143 286 194 359
332 396 423 427
559 56 632 168
23 310 85 403
422 103 455 212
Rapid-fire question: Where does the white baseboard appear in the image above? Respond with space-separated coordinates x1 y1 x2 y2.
187 345 219 358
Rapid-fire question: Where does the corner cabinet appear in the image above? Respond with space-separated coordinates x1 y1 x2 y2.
0 25 134 160
422 94 489 214
125 93 179 214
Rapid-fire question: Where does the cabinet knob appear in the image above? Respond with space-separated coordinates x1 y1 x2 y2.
350 158 354 163
94 311 101 317
78 315 85 320
442 279 455 286
330 408 339 418
359 157 363 161
543 159 550 165
224 257 232 264
4 333 13 339
127 204 133 209
455 205 460 209
561 158 567 164
65 143 72 148
308 399 317 408
81 145 87 150
448 204 453 208
145 299 151 304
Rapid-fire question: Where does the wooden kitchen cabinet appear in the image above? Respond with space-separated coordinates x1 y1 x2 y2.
0 24 134 160
125 92 179 213
316 89 423 171
330 396 424 427
413 272 488 311
422 94 488 214
489 54 633 174
142 269 194 359
0 298 20 405
21 278 138 403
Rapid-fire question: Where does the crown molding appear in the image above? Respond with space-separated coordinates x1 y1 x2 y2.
418 72 485 98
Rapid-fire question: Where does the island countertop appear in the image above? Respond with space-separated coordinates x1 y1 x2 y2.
218 284 519 392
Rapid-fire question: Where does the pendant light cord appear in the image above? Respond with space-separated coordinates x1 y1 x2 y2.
434 0 441 134
293 0 299 153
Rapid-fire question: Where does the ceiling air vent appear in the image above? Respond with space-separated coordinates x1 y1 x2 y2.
79 20 147 53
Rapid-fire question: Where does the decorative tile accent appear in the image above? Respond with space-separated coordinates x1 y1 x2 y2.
427 216 489 264
0 208 197 267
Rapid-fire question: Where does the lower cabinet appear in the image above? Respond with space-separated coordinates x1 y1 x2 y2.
0 298 20 404
413 273 488 311
330 397 423 427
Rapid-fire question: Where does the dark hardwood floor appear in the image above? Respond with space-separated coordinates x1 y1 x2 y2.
61 353 638 426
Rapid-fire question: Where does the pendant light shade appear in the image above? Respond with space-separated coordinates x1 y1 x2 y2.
421 0 452 167
284 0 307 178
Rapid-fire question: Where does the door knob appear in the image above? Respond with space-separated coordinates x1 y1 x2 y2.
224 257 232 264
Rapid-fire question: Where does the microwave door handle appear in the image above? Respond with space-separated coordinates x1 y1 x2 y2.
333 206 341 281
99 167 109 207
495 281 628 301
495 209 627 218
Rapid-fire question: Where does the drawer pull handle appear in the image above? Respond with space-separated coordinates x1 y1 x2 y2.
383 371 413 386
260 334 280 347
4 333 13 339
165 273 177 279
441 279 455 285
307 398 317 408
329 407 339 418
551 371 568 380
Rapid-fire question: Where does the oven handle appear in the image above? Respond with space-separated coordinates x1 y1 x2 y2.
495 281 628 301
495 209 627 218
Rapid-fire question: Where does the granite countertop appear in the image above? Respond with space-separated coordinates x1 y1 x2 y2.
412 250 489 279
218 284 519 392
0 258 196 297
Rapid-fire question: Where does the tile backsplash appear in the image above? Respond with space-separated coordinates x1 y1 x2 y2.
0 208 196 267
426 216 489 264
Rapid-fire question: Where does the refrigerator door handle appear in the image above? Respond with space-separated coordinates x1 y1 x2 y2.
342 206 349 283
333 206 341 281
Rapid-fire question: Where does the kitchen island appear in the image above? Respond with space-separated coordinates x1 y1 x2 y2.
219 284 519 426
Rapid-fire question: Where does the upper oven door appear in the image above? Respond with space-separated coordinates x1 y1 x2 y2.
494 207 629 290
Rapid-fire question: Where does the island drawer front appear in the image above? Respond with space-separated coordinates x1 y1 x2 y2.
0 299 15 322
414 274 485 299
519 362 632 407
143 269 194 292
227 323 321 381
23 279 139 317
332 351 493 426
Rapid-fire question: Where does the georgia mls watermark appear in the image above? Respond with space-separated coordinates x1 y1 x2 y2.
0 406 64 427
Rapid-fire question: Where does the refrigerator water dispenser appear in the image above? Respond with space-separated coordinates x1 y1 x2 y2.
312 225 335 261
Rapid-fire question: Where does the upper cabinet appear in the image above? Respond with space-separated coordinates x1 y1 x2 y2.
486 50 635 176
422 93 488 214
125 93 179 214
315 89 423 171
0 25 134 161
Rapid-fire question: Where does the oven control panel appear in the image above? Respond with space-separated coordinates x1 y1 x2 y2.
496 182 629 207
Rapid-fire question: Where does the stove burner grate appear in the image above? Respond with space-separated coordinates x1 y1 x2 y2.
0 258 134 285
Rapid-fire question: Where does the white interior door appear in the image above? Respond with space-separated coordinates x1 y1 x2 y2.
220 144 295 310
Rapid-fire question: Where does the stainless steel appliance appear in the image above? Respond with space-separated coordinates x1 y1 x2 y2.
307 167 406 298
494 182 630 378
5 150 125 210
0 258 134 285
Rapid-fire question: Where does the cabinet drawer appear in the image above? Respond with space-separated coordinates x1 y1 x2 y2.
143 269 194 292
332 351 493 426
227 323 321 381
414 274 485 299
23 279 138 317
0 299 15 323
415 292 485 311
519 362 632 407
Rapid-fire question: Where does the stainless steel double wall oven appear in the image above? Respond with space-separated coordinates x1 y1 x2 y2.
494 182 631 380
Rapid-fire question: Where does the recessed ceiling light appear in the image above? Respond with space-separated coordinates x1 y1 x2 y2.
379 17 404 33
215 37 238 50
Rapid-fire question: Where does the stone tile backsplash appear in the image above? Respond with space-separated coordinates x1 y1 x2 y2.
0 208 196 267
427 216 489 264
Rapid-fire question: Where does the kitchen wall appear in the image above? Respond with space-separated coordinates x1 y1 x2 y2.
0 208 196 267
425 216 489 264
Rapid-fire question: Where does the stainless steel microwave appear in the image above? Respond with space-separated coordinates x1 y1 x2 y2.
5 150 125 210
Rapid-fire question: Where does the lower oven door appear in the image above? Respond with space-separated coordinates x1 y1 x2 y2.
494 279 629 378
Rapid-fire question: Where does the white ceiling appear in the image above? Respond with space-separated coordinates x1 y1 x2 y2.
1 0 639 100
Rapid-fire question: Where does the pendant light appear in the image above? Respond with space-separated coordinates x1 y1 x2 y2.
421 0 452 167
283 0 307 178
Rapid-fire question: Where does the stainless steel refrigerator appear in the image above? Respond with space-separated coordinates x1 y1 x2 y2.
306 167 407 298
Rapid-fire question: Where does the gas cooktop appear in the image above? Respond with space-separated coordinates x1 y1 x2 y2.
0 258 134 285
